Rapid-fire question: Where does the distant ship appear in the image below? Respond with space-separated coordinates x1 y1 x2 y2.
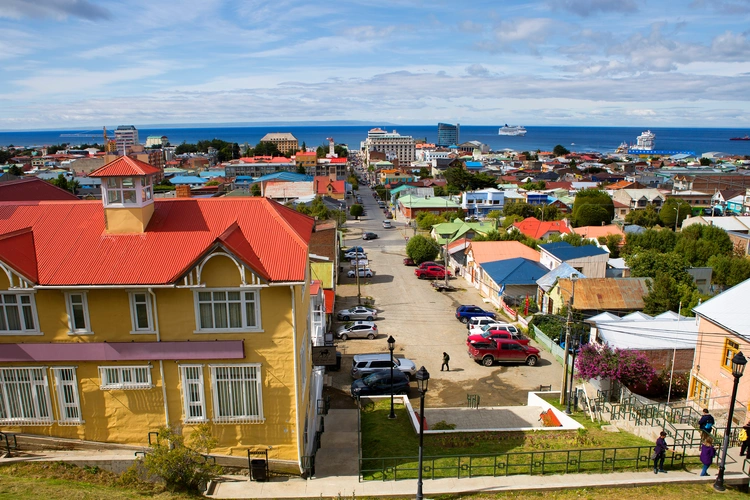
615 141 629 154
730 135 750 141
498 124 527 136
635 130 655 150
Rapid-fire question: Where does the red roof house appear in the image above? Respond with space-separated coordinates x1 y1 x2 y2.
510 217 572 240
0 177 79 202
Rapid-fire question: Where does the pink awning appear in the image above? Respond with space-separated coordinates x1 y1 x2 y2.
0 341 244 362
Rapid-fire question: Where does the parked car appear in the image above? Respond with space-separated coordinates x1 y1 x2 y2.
385 212 393 219
362 232 378 240
468 339 541 366
336 306 378 321
350 370 410 398
344 246 364 254
351 353 418 380
403 257 416 266
467 329 530 345
415 266 452 280
467 317 507 333
418 261 444 269
382 220 392 229
347 268 373 278
455 305 497 323
336 321 378 340
349 258 369 268
344 251 367 260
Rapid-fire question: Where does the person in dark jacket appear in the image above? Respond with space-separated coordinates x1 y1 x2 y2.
699 408 715 439
441 352 450 371
653 431 673 474
700 436 716 476
740 422 750 456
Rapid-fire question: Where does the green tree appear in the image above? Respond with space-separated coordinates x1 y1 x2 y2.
674 223 733 267
418 167 432 179
297 164 307 174
406 235 440 264
138 425 222 492
8 165 24 176
659 198 692 230
250 183 261 196
486 210 502 220
643 273 682 315
253 141 283 157
625 205 662 228
535 204 562 221
626 250 692 285
503 201 536 219
571 189 613 227
350 204 364 219
416 212 446 230
601 234 623 258
622 228 677 257
472 230 504 241
707 254 750 288
553 144 570 156
699 157 712 166
433 185 447 196
441 209 464 222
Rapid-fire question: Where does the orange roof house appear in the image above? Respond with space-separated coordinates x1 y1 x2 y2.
467 241 541 264
572 224 625 241
510 217 572 240
314 176 346 200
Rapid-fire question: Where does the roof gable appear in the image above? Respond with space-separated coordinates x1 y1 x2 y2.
0 227 38 283
0 177 80 201
89 156 161 177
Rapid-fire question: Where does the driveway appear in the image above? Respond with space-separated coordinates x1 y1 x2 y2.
327 186 564 409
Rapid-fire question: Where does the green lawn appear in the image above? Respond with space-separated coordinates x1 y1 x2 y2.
359 399 694 480
431 484 748 500
0 462 195 500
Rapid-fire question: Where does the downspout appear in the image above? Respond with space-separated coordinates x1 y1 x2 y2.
290 285 302 474
149 288 170 426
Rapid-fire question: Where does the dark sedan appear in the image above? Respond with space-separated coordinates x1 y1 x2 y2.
362 232 378 240
350 370 410 397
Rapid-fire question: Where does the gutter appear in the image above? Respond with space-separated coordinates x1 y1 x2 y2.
290 285 303 474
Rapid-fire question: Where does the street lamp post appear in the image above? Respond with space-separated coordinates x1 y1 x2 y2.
561 273 579 407
714 351 747 492
415 366 430 500
387 335 396 420
567 334 579 414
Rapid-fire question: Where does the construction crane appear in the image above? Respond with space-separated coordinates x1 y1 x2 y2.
59 127 117 152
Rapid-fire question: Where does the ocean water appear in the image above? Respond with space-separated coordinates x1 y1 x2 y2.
2 125 750 156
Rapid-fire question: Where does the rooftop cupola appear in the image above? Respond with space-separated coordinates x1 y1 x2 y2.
89 156 161 234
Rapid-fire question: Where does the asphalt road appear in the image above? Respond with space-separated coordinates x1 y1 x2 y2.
329 186 564 408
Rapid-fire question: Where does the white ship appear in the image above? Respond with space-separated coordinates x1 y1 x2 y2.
498 124 527 136
635 130 655 150
615 141 629 154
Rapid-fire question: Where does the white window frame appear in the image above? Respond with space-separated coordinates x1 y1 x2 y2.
0 366 54 425
52 367 83 425
0 291 41 335
98 365 152 390
179 365 207 423
104 176 139 206
210 364 264 424
193 289 262 333
129 291 155 334
65 292 92 335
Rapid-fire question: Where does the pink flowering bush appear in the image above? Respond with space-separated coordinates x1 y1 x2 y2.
575 343 656 388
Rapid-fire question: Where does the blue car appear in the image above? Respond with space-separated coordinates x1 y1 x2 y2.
455 304 497 324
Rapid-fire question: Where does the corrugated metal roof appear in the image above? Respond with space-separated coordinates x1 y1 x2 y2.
0 198 313 285
89 156 161 177
469 241 540 264
693 279 750 338
482 258 549 285
539 241 608 261
0 177 79 201
558 278 650 311
536 263 582 291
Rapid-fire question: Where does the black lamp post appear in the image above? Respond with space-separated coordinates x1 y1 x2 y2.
715 351 746 492
387 335 396 420
566 334 579 415
415 366 430 500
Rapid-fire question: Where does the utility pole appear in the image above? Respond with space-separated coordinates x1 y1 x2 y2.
560 275 577 405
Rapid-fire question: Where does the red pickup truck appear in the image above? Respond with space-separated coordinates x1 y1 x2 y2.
468 339 541 367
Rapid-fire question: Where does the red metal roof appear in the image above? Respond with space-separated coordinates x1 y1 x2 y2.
512 217 572 240
0 198 314 285
89 156 161 177
323 289 334 314
0 177 79 201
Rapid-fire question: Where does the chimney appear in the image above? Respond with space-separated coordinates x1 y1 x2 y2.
176 184 192 198
329 165 336 182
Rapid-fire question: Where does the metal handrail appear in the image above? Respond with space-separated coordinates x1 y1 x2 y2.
360 443 712 481
0 431 17 457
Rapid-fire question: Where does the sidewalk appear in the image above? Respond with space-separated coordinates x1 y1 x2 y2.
210 447 748 498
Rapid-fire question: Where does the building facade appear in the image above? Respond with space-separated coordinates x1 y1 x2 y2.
436 123 459 147
364 128 416 166
0 156 325 473
114 125 139 154
259 133 299 154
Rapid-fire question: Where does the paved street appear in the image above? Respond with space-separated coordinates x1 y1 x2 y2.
330 186 563 408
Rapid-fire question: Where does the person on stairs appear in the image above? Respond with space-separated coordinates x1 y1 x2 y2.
699 408 715 439
740 421 750 456
653 431 674 474
700 436 716 476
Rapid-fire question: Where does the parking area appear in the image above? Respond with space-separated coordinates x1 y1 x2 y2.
327 185 563 409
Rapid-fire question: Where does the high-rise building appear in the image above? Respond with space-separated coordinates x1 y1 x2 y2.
259 132 299 154
437 123 459 147
363 128 416 166
114 125 139 154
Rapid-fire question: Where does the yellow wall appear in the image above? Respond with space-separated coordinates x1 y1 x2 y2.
0 253 311 461
310 262 333 289
104 203 154 234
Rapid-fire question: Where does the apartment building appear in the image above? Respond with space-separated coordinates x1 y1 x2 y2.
259 133 299 155
363 128 416 166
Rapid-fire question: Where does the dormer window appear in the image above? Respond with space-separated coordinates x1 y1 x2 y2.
102 176 153 207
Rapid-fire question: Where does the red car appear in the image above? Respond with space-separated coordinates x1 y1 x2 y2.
415 266 452 279
417 262 444 269
467 330 530 345
403 257 416 266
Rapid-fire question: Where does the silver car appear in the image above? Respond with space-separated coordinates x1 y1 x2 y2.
336 306 378 321
337 321 378 340
351 353 418 380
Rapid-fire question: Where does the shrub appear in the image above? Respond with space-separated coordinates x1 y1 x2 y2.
406 235 440 264
431 420 457 430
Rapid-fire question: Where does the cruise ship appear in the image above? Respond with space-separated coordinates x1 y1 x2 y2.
498 124 527 136
635 130 655 150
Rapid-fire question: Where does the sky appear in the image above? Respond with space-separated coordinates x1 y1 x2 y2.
1 0 750 130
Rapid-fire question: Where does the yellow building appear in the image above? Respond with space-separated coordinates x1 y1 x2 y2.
0 156 326 474
259 133 299 155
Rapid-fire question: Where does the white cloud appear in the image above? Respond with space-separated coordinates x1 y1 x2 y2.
0 0 110 20
550 0 640 16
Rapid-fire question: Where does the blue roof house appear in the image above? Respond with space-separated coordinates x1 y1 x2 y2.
169 176 207 188
479 257 549 308
538 241 608 278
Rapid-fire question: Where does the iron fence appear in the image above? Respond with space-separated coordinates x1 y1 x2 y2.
360 444 709 481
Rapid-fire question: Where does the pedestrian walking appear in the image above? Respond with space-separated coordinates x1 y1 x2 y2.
652 431 674 474
740 421 750 456
441 352 450 372
700 436 716 476
699 408 715 439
